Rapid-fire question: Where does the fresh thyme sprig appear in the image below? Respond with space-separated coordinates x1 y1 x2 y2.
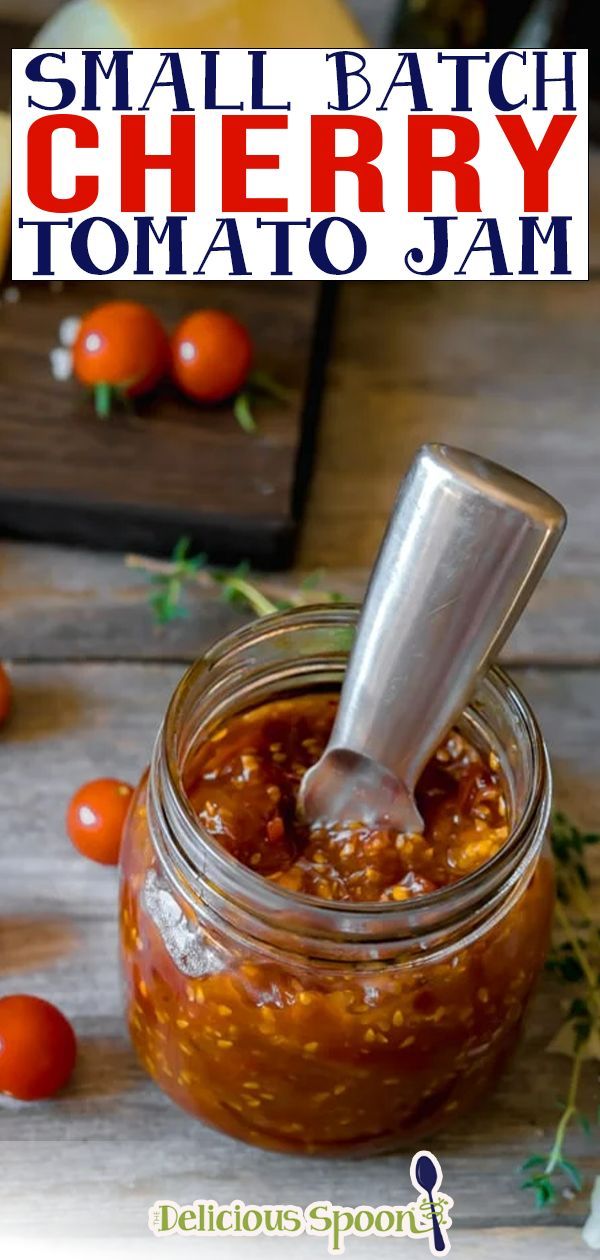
141 536 206 624
521 811 600 1212
126 537 343 624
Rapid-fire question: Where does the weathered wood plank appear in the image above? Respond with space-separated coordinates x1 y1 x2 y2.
300 279 600 569
1 8 597 1257
4 267 600 663
0 278 332 567
0 956 595 1231
0 1231 591 1259
0 662 598 1248
1 530 599 668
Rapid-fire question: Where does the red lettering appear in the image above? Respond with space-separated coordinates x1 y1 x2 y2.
27 114 98 213
311 115 384 212
496 114 575 212
120 115 196 212
408 115 481 212
222 115 288 212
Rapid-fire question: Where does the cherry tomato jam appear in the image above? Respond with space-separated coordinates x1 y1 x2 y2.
185 695 509 902
119 610 554 1155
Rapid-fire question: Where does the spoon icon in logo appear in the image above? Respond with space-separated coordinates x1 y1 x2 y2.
411 1151 451 1255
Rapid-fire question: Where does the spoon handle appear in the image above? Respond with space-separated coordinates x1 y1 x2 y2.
329 444 566 793
427 1190 447 1254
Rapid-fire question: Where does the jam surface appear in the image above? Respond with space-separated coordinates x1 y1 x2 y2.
184 693 509 903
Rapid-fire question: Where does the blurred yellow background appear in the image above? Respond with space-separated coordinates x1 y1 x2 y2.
0 0 392 37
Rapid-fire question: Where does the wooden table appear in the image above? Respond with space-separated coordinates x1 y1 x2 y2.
1 6 599 1259
3 283 600 1260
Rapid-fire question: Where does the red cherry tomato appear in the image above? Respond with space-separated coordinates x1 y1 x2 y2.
0 995 77 1101
66 777 134 866
171 310 253 404
0 663 11 726
73 302 169 415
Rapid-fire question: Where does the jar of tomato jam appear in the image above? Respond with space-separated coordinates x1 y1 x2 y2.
119 606 554 1155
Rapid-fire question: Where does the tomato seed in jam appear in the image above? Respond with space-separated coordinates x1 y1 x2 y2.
184 694 510 902
120 683 553 1154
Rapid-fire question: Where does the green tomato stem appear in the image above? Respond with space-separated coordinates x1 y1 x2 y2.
94 381 113 419
233 391 257 434
249 369 292 404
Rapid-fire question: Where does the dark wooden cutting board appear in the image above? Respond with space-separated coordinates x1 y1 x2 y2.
0 278 334 567
0 24 334 569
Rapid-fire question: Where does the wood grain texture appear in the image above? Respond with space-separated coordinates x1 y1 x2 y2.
300 279 600 568
0 1234 593 1260
1 5 598 1254
0 1231 592 1260
4 283 600 664
3 538 600 667
0 662 598 1251
0 279 333 567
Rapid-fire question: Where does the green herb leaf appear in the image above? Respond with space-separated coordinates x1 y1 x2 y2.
129 537 340 626
522 811 598 1226
559 1159 584 1192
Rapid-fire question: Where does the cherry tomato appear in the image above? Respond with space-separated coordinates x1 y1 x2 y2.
0 994 77 1100
66 777 134 866
0 663 11 726
72 301 169 416
171 310 253 404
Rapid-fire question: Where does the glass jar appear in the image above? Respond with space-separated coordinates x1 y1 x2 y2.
119 606 554 1156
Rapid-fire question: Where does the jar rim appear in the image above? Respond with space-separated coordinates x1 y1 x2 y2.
152 605 550 952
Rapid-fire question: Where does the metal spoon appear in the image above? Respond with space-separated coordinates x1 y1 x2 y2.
299 444 566 833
